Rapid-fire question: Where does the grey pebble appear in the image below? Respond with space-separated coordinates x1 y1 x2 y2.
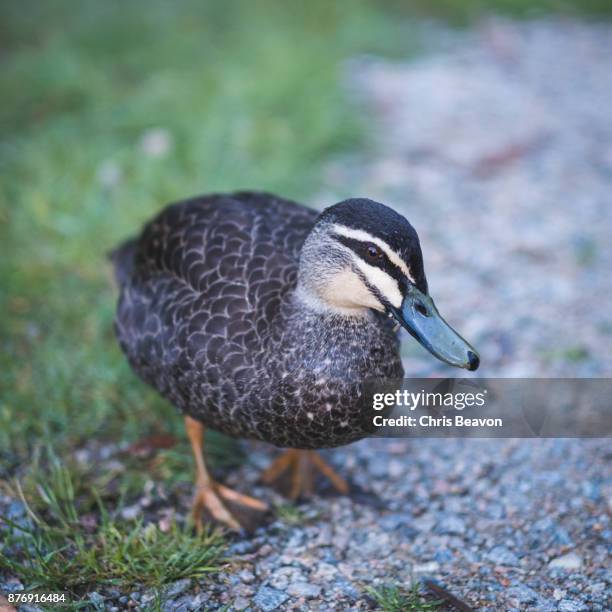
239 569 256 584
548 552 583 570
164 578 191 599
140 589 157 606
253 586 289 611
486 545 519 566
287 582 322 599
233 596 251 611
436 515 466 535
506 583 542 605
87 591 105 608
558 599 589 612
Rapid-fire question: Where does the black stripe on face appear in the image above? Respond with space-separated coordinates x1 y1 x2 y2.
352 266 391 311
333 235 408 288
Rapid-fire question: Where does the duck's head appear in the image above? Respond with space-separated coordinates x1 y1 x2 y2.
298 198 479 371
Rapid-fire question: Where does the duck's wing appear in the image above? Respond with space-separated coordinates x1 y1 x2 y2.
128 192 316 288
112 192 318 390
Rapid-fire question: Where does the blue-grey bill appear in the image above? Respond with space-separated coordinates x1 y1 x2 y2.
391 285 480 371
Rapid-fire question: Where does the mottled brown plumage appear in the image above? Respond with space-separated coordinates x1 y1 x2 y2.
112 192 404 450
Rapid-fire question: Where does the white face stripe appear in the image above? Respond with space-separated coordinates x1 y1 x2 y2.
331 224 416 283
351 254 403 309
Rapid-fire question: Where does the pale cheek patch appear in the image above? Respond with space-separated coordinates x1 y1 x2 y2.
353 257 403 309
320 268 382 312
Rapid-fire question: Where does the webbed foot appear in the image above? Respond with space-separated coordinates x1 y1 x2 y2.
261 449 349 500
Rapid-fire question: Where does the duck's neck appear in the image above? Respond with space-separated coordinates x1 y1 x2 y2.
267 286 395 382
278 284 381 356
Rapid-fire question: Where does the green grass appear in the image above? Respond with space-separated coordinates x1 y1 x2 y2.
0 453 225 608
367 583 442 611
1 0 610 603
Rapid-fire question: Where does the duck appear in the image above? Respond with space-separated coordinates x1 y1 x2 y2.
111 191 479 530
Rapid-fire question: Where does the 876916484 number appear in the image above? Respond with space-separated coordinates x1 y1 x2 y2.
6 592 68 605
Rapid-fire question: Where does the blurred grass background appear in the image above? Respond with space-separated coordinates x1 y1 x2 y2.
1 0 611 475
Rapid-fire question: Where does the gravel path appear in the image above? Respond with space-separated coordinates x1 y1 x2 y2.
3 18 612 611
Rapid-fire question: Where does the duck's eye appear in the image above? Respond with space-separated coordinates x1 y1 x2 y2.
366 244 383 260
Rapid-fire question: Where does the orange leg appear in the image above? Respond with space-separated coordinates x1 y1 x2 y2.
261 449 349 500
185 416 267 532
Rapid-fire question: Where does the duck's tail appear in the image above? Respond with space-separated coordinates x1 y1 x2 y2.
107 237 138 287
